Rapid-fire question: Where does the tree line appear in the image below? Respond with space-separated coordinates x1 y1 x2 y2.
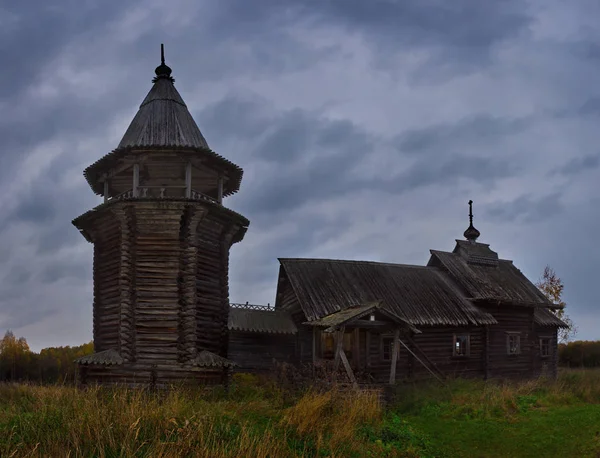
558 341 600 368
0 330 93 383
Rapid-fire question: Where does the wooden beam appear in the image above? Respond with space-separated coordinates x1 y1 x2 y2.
217 176 224 204
133 163 140 197
352 328 360 369
389 328 400 385
398 338 446 385
365 331 371 368
339 348 358 389
333 326 345 383
103 180 109 203
312 327 317 366
185 162 192 198
99 155 149 182
484 325 490 380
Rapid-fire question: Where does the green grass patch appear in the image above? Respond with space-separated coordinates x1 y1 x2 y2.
1 370 600 457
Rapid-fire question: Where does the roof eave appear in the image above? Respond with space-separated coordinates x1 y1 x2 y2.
83 146 243 196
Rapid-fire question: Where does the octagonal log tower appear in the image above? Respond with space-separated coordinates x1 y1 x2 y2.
73 46 249 387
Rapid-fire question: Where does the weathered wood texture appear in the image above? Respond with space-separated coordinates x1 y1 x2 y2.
481 305 536 379
533 326 558 378
75 198 247 385
228 331 297 372
410 327 485 379
91 215 122 354
83 364 225 387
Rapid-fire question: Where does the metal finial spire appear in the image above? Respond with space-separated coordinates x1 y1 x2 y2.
463 199 480 242
468 199 474 225
153 43 174 83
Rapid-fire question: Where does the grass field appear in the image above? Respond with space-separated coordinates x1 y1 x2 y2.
1 369 599 457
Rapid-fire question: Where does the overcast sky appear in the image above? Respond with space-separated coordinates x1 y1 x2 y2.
1 0 598 351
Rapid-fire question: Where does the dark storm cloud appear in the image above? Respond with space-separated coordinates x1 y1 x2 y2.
40 262 90 284
0 2 123 99
551 154 600 176
485 193 565 224
1 0 599 348
214 0 532 76
578 97 600 116
394 114 533 156
217 101 521 218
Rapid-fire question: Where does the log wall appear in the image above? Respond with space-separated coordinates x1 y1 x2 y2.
228 331 297 372
532 326 558 379
91 215 122 353
76 198 247 386
409 327 485 379
483 305 536 379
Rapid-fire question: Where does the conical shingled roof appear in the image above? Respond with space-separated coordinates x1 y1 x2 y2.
117 76 210 150
82 46 244 197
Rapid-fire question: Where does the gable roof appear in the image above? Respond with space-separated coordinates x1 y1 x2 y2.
303 301 421 333
228 307 297 334
429 247 551 307
278 258 497 326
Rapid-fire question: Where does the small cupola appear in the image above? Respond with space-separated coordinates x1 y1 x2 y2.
454 200 499 267
463 200 481 243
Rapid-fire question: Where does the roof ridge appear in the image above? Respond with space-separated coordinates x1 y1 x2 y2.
430 249 513 263
278 257 430 269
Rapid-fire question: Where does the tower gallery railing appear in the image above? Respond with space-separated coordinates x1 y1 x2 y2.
111 187 219 205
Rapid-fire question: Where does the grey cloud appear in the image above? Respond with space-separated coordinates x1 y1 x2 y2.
40 262 90 284
578 97 600 116
394 114 533 156
215 0 532 77
551 154 600 176
0 2 125 100
484 193 565 224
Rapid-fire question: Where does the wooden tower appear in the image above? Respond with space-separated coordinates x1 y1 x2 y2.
73 45 249 386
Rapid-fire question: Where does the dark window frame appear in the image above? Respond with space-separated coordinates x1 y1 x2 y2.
381 335 395 361
506 332 521 355
539 337 551 358
453 333 471 357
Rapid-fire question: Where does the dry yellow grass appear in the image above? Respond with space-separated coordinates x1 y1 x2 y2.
0 380 384 458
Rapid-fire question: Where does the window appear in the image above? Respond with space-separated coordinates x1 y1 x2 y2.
506 333 521 355
540 338 551 358
382 336 395 361
320 331 354 360
453 334 470 357
321 333 335 359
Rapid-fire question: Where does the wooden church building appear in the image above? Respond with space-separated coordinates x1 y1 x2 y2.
74 47 567 387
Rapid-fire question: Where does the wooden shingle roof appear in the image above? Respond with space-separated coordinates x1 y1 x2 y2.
117 76 209 150
83 53 243 197
228 307 298 334
429 247 552 307
534 308 569 328
278 258 497 326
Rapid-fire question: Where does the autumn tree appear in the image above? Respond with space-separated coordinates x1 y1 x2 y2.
0 330 32 381
536 265 576 343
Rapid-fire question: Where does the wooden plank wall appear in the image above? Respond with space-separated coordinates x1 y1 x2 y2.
92 215 122 353
410 327 485 380
366 330 409 384
195 213 228 356
84 365 224 387
484 305 536 379
228 332 297 372
533 326 558 378
133 204 183 363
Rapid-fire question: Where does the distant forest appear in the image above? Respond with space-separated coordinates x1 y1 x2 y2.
0 331 92 383
0 330 598 383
